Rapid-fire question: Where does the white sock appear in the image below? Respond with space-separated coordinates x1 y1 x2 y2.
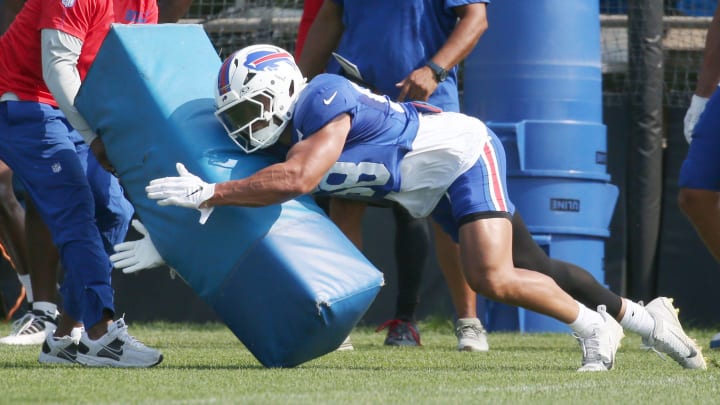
568 301 604 338
17 273 33 303
32 301 58 320
619 299 655 338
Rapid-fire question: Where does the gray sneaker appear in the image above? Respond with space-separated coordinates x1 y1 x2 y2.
77 318 163 368
38 330 83 365
575 305 624 372
455 318 489 352
641 297 706 370
1 310 58 346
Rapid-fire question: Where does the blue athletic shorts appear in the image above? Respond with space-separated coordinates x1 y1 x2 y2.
431 130 515 242
679 90 720 191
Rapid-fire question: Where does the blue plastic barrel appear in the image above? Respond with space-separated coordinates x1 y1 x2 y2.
465 0 617 333
464 0 602 123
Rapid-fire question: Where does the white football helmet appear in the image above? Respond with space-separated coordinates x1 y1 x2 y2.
214 44 306 153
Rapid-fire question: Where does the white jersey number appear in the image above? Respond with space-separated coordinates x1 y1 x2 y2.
318 161 391 197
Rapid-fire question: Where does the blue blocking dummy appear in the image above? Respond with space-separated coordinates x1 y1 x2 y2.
76 24 384 367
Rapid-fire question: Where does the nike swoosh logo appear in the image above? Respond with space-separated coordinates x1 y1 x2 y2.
103 344 124 357
97 342 124 361
667 328 698 358
323 91 338 105
296 129 304 141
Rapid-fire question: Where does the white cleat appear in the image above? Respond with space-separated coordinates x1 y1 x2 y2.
641 297 706 370
575 305 624 372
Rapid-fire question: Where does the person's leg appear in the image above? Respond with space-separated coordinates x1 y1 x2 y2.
430 216 488 352
510 212 624 317
0 160 28 279
327 197 368 351
0 126 60 346
0 108 113 337
677 83 720 262
677 88 720 352
0 103 161 367
328 198 366 248
374 204 429 346
76 131 133 255
458 218 580 321
457 216 626 371
391 204 428 323
434 123 621 371
678 189 720 260
25 197 60 309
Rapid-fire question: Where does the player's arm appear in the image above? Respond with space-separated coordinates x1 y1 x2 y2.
41 29 114 171
40 29 98 146
696 4 720 97
396 2 488 102
684 4 720 142
146 113 351 223
208 113 350 207
296 0 343 80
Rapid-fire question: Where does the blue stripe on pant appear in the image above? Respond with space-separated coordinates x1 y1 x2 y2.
0 101 132 328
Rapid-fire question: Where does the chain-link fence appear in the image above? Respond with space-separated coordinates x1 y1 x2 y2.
601 0 714 107
183 1 715 108
182 0 303 59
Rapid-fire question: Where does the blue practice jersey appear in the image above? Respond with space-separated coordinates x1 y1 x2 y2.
292 73 488 218
293 73 419 199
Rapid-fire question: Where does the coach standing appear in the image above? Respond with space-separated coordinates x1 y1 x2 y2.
0 0 162 366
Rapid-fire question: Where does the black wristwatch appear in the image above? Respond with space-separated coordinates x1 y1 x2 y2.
426 60 449 83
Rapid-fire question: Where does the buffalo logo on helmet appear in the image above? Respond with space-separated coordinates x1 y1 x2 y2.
244 49 294 70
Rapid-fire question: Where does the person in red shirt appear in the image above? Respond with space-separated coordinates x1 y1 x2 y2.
294 0 322 60
0 0 193 347
0 0 162 367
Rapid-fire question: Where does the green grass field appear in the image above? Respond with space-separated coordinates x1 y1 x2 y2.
0 319 718 404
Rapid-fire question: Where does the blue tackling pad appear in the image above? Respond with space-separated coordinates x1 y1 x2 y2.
76 24 384 367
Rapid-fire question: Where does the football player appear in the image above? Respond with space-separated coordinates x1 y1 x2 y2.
139 45 705 371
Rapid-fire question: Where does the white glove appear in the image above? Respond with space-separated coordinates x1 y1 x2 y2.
146 162 216 224
110 220 166 274
684 94 709 144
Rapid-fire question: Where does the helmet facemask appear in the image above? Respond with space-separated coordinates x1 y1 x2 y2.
215 91 279 153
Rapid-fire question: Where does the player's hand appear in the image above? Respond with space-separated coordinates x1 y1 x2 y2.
110 220 166 274
395 66 438 102
146 163 216 224
684 94 709 144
